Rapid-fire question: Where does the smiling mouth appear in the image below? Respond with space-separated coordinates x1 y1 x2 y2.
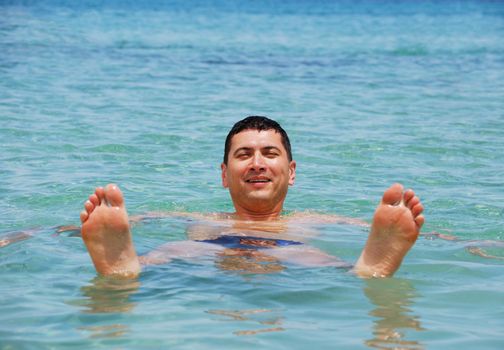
245 179 271 183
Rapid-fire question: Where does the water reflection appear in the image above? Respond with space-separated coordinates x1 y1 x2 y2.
364 278 425 350
216 248 285 274
207 308 285 336
77 276 140 314
78 324 130 339
68 277 139 339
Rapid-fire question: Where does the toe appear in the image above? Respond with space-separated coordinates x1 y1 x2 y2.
84 200 94 214
382 183 404 206
412 203 424 217
95 187 105 203
104 183 124 207
404 189 415 204
89 194 99 206
406 195 420 210
80 210 88 223
415 214 425 228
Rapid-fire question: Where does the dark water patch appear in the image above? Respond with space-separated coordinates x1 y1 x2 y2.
88 144 143 154
390 45 429 57
136 132 187 146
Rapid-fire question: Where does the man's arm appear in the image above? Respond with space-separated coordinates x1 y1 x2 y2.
0 229 35 247
289 211 370 228
138 240 225 265
266 245 353 268
0 225 82 248
52 211 201 237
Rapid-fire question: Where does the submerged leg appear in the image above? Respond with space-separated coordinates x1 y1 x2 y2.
267 245 352 268
139 240 225 265
354 183 424 278
80 184 140 278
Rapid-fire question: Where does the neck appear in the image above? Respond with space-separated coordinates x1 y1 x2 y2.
233 203 284 221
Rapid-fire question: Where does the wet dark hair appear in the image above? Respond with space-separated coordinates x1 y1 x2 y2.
223 116 292 164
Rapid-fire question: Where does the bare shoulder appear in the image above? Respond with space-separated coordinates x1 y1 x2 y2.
286 211 370 228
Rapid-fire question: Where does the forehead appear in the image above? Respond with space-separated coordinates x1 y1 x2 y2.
229 129 284 150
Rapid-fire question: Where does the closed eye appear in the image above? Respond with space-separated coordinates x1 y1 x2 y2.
233 148 253 159
263 147 281 158
237 154 251 159
264 151 279 158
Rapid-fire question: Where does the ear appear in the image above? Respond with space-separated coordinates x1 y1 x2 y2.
221 163 229 188
288 160 296 186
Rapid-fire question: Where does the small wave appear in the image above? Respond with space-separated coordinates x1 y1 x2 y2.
390 46 429 57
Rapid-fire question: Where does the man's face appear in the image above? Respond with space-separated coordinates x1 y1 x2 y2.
221 129 296 215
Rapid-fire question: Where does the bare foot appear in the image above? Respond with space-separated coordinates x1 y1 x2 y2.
354 183 424 278
80 184 140 278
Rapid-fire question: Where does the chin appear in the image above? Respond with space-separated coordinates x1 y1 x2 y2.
247 193 271 202
241 191 274 204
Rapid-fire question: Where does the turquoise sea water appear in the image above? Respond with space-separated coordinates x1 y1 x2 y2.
1 0 503 349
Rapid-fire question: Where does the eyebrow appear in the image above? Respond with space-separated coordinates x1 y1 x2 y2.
232 146 282 156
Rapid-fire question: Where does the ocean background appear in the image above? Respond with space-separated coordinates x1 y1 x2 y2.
1 0 503 349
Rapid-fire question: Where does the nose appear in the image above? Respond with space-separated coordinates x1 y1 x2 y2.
250 152 266 171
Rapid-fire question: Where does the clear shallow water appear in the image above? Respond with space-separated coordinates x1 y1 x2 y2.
1 0 503 349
